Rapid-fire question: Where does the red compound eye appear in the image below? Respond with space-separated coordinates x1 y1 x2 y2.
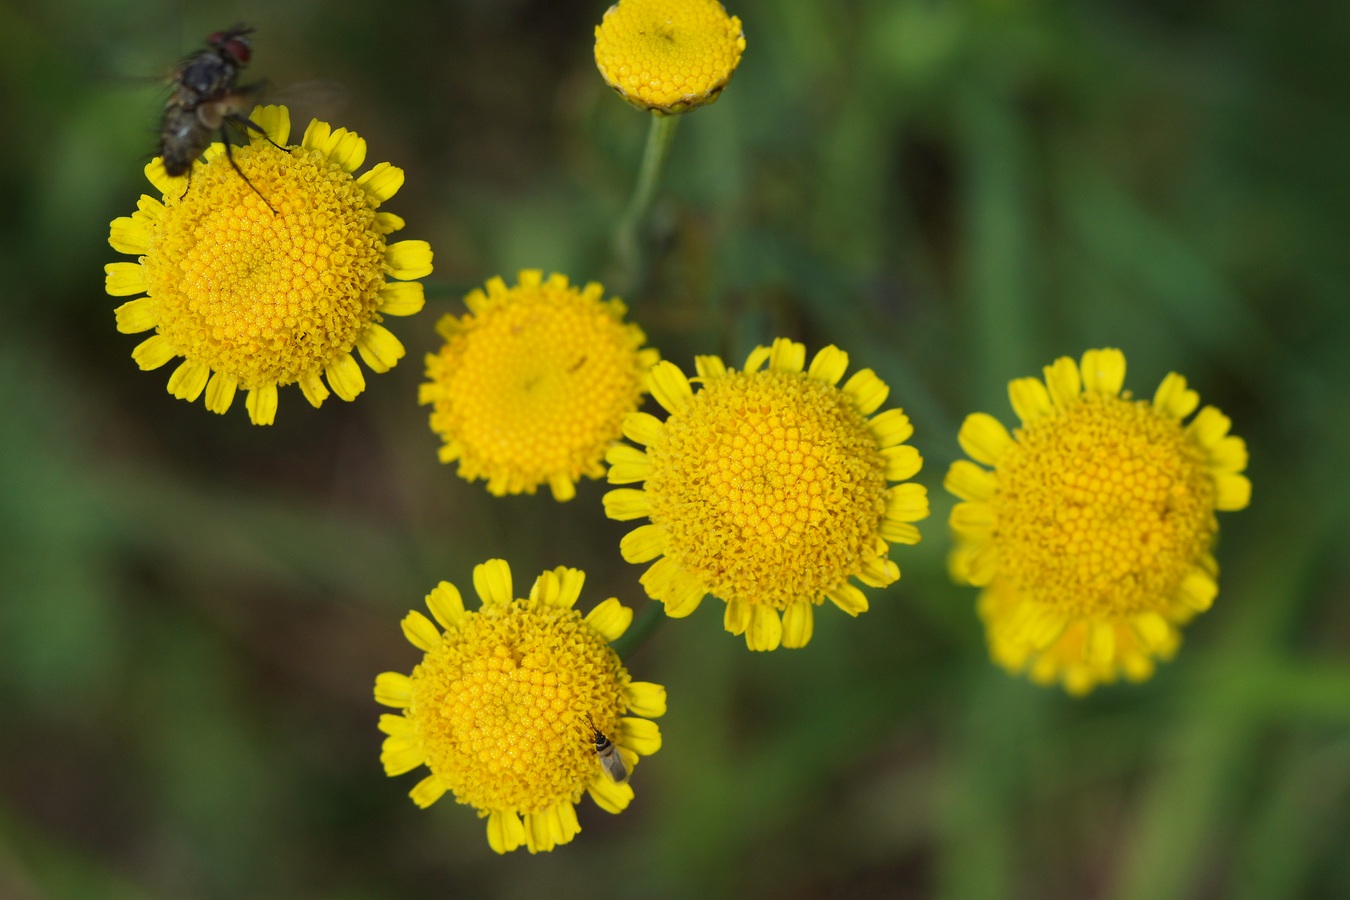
222 37 252 64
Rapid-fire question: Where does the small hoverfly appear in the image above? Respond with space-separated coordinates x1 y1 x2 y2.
585 714 629 785
161 25 281 210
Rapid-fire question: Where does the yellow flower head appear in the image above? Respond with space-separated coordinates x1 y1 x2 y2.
946 349 1252 695
605 338 930 651
594 0 746 115
374 559 666 855
105 105 432 425
418 271 659 501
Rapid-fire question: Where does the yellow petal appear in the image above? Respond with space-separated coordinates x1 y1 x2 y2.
869 408 913 447
622 411 664 446
958 412 1013 466
473 559 514 606
425 581 465 630
114 297 157 334
882 445 922 481
409 774 446 809
1079 348 1126 395
658 572 705 618
605 444 652 483
298 372 329 408
807 345 849 385
944 460 995 502
647 361 694 414
620 524 668 563
108 216 149 255
746 606 783 651
487 810 525 855
401 610 440 651
603 488 651 521
858 556 899 587
587 776 635 814
373 671 412 708
950 501 995 538
886 483 930 523
623 681 667 717
694 355 727 380
357 161 405 204
585 597 633 643
1214 473 1251 511
204 371 238 415
144 157 185 196
1085 620 1116 666
380 737 423 776
245 383 278 425
355 323 406 374
378 281 425 316
842 368 889 415
249 104 290 145
618 717 662 756
723 599 751 635
325 353 366 402
1008 376 1052 425
1043 356 1082 408
104 262 147 297
383 240 433 280
1208 436 1248 475
743 345 772 372
826 584 868 616
1177 568 1218 613
549 474 577 502
1186 406 1232 449
880 520 922 545
167 360 209 401
781 601 814 649
767 337 806 373
1153 373 1199 419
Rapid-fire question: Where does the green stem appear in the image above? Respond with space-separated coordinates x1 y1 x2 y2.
610 600 667 660
613 113 681 294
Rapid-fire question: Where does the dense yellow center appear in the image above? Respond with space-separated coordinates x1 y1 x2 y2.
645 370 888 609
426 288 649 487
994 394 1217 617
407 599 628 814
594 0 746 113
140 143 386 389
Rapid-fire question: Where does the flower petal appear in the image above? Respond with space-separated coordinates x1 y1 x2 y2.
473 559 514 606
585 598 633 643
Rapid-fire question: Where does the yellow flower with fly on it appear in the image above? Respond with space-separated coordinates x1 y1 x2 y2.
105 105 432 425
946 349 1251 695
418 271 659 501
375 559 666 855
594 0 746 115
605 338 930 651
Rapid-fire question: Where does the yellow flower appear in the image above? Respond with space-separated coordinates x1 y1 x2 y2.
374 560 665 854
105 105 432 425
605 338 929 651
594 0 746 115
418 271 659 501
946 349 1252 695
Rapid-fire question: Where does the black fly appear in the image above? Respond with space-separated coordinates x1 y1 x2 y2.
160 25 282 211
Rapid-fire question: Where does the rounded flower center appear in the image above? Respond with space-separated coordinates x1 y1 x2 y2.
140 142 386 389
594 0 745 113
429 293 648 483
994 394 1217 617
645 370 888 609
407 600 627 814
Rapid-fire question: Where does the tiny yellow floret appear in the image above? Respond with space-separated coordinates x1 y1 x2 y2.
594 0 746 115
420 271 658 501
946 348 1251 694
374 561 666 854
106 105 431 424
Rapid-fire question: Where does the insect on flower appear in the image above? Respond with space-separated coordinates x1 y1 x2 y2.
585 714 629 784
161 24 282 210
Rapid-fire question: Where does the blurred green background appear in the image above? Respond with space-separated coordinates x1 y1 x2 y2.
2 0 1348 897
